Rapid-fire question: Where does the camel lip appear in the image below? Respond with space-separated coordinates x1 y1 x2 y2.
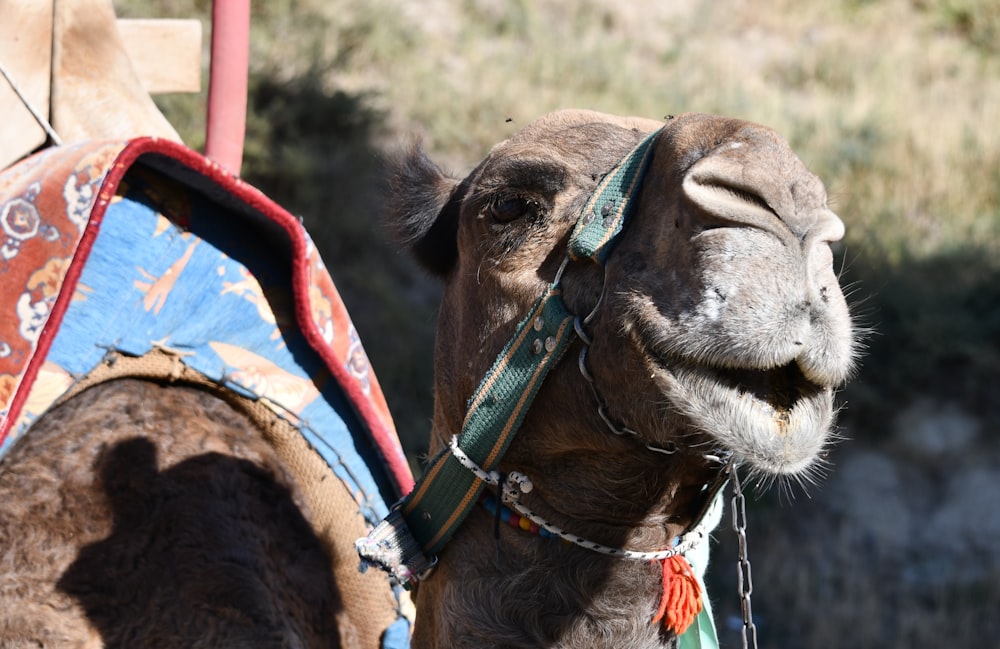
648 353 835 474
653 353 827 412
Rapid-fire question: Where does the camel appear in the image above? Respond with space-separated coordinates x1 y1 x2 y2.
0 147 414 646
1 380 341 647
0 163 411 646
0 108 855 647
366 109 856 648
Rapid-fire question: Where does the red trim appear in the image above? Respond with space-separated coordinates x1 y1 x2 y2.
205 1 250 175
3 138 415 496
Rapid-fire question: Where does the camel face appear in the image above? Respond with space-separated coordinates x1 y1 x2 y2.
392 109 855 478
603 112 855 475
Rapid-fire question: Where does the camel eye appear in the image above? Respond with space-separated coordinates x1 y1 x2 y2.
486 195 543 224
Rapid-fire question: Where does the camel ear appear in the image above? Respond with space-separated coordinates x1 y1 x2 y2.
385 145 462 276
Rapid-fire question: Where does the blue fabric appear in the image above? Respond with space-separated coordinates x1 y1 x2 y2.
43 178 392 523
381 618 412 649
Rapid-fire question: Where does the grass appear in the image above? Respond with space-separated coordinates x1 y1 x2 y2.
116 0 1000 260
115 1 1000 645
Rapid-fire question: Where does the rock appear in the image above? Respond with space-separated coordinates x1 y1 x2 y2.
893 400 980 461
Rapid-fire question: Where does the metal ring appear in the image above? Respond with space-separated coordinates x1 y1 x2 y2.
415 554 439 581
645 440 678 455
583 279 607 326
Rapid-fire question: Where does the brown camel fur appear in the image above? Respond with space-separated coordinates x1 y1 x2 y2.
0 379 344 647
386 110 856 648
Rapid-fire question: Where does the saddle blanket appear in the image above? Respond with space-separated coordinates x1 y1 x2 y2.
0 138 415 648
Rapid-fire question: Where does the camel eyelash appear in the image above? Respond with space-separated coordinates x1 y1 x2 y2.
480 193 549 225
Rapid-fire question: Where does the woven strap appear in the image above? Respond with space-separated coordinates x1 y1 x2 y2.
568 128 660 264
403 288 574 553
358 288 575 583
357 127 663 587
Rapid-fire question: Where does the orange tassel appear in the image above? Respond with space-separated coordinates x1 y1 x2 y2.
651 555 702 635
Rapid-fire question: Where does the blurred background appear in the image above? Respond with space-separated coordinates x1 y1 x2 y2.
117 1 1000 646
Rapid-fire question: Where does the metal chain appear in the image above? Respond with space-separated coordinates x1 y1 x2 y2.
449 435 711 560
731 466 759 649
573 317 677 455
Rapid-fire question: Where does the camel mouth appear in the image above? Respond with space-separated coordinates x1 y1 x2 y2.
723 362 821 417
651 356 835 475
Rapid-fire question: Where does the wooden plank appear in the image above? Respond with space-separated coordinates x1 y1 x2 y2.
0 0 54 169
117 19 202 94
51 0 181 144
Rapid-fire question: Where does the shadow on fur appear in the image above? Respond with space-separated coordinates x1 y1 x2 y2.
55 437 343 647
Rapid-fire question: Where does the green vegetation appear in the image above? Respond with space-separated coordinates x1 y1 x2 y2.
116 1 1000 645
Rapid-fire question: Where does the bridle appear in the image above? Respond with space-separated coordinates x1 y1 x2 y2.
448 436 726 561
358 122 728 573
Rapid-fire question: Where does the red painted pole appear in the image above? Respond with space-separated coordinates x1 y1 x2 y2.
205 1 250 175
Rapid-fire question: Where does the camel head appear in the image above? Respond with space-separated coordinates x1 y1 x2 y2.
386 111 857 646
392 110 855 480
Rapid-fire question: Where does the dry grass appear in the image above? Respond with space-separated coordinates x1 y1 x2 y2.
118 0 1000 262
301 0 1000 262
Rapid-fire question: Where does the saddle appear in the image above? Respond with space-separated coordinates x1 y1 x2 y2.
0 138 414 648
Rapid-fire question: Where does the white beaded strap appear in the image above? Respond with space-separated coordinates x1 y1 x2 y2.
448 436 711 560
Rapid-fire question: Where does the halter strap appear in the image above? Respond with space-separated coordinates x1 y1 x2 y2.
400 287 575 555
356 126 663 587
569 128 660 264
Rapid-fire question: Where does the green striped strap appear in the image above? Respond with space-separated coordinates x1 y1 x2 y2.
568 127 661 265
401 286 575 555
